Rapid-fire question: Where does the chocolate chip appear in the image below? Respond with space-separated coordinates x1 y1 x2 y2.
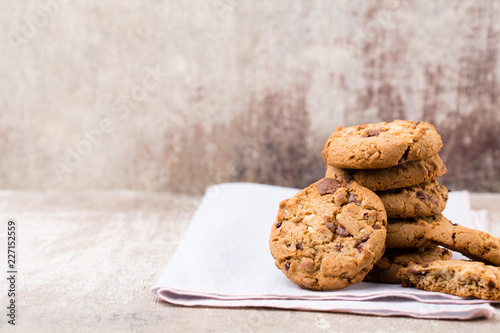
468 275 479 283
373 223 381 230
416 191 428 201
487 280 496 289
366 129 381 137
296 243 302 250
355 235 370 252
326 222 335 232
336 224 349 236
429 197 438 212
285 261 290 271
276 222 282 228
417 189 437 209
398 147 411 164
348 193 360 205
316 178 341 196
335 242 343 251
449 220 458 227
343 172 353 183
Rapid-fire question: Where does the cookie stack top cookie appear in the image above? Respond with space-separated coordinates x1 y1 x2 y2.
322 120 443 169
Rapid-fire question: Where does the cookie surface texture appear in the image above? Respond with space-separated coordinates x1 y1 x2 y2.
397 260 500 301
385 216 435 248
269 178 387 290
325 154 447 191
377 179 448 218
322 120 443 169
364 245 452 284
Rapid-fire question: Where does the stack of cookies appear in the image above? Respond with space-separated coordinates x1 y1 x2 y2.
270 120 500 301
322 120 452 284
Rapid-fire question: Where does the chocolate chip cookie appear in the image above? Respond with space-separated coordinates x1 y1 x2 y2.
397 260 500 301
322 120 443 169
325 154 447 191
386 214 500 266
364 245 452 284
269 178 387 290
377 179 448 218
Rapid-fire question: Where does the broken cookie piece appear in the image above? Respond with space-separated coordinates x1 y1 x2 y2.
397 260 500 301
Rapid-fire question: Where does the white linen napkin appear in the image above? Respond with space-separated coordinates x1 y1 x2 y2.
151 183 495 319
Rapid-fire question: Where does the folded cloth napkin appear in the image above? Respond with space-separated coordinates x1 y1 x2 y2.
151 183 495 319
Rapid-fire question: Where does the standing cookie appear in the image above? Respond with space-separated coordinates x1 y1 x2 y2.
269 178 387 290
322 120 443 169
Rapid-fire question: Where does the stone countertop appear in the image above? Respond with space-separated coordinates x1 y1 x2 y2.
0 190 499 332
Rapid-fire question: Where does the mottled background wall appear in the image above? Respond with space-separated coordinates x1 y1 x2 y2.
1 0 499 193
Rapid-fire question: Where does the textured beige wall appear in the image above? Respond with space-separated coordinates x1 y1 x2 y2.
1 0 499 193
